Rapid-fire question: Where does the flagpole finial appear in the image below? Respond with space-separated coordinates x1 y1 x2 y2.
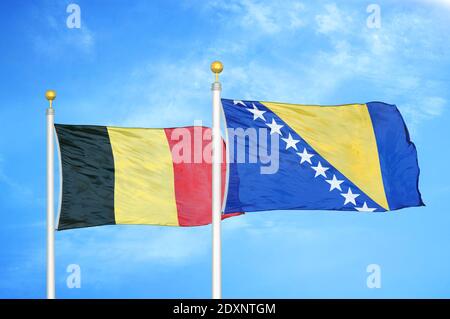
45 90 56 108
210 61 223 82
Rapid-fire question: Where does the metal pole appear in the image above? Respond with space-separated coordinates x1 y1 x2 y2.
211 61 223 299
45 90 56 299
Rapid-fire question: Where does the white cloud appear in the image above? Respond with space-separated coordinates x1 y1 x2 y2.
309 4 449 130
402 96 447 130
205 0 306 34
31 6 95 57
424 97 447 116
86 2 448 135
419 0 450 8
33 25 94 56
116 58 213 128
315 3 351 34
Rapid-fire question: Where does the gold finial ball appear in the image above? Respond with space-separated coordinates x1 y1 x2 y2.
210 61 223 74
45 90 56 101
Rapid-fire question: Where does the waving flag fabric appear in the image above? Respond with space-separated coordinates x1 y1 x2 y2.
222 99 423 214
55 125 239 230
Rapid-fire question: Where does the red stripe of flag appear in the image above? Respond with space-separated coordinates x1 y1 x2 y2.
164 126 241 226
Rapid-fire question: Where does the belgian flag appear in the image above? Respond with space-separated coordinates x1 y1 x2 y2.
55 125 239 230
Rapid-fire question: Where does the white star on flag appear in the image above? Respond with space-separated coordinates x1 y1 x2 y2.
266 119 283 135
325 174 344 191
341 188 360 205
247 103 266 121
311 161 329 178
355 202 376 212
296 148 314 164
233 100 246 107
282 133 300 150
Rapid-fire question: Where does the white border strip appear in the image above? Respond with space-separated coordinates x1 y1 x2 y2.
220 99 230 214
54 127 63 231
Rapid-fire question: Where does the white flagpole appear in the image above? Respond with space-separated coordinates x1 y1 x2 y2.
45 90 56 299
211 61 223 299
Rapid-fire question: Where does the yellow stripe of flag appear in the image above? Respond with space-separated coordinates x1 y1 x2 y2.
107 127 179 226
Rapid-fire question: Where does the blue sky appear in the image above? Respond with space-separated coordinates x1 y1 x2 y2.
0 0 450 298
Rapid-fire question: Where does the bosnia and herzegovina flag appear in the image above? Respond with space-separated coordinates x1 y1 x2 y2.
222 99 424 214
55 125 239 230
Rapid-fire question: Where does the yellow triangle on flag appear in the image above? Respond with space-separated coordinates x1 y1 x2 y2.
262 101 389 210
